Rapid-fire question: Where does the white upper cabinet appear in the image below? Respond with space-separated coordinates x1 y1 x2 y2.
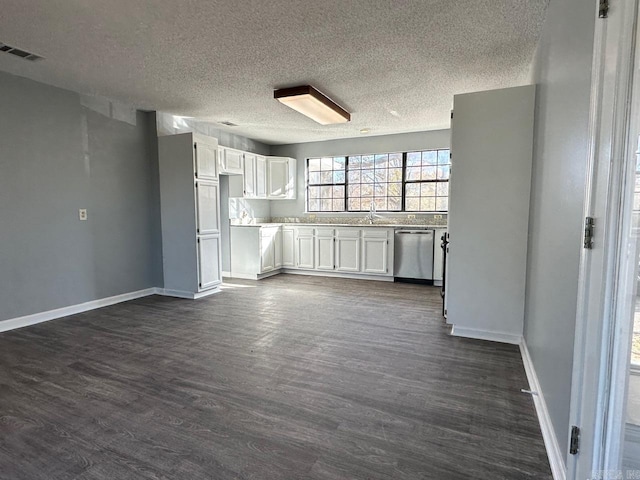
266 157 296 199
243 153 256 197
195 181 220 235
255 156 267 198
194 140 218 180
218 147 243 175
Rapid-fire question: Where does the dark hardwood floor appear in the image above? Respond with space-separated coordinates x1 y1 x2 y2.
0 275 552 479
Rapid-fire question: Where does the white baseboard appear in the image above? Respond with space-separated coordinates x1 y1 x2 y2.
222 270 232 278
281 269 395 282
520 341 567 480
0 288 157 334
450 325 523 345
157 287 220 299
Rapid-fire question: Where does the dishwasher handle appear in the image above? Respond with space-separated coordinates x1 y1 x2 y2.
395 230 434 235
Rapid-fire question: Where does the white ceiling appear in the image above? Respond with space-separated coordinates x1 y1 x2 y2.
0 0 548 145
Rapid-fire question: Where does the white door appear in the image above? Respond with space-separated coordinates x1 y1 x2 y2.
335 229 360 272
282 228 296 267
255 156 267 198
274 229 283 268
315 228 335 270
267 157 289 198
244 154 256 197
198 236 221 290
260 233 275 272
225 149 244 174
362 237 388 275
195 181 220 235
194 140 218 180
296 228 315 269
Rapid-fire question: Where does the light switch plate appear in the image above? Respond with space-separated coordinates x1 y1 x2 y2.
79 209 88 221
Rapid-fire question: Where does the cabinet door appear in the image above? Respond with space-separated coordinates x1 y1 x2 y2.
194 141 218 180
335 230 360 272
198 236 221 290
267 157 289 198
282 228 296 267
274 229 283 268
296 229 315 269
315 228 335 270
255 156 267 198
225 149 244 174
260 233 275 272
244 154 256 197
195 181 220 235
362 237 389 275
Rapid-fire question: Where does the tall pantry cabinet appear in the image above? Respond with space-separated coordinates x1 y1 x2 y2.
158 133 222 298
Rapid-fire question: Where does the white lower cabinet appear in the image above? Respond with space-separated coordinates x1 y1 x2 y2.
315 228 335 270
296 227 315 269
362 230 390 275
335 228 361 272
198 236 222 289
282 227 295 267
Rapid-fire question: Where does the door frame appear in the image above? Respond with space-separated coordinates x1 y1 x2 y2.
569 0 640 478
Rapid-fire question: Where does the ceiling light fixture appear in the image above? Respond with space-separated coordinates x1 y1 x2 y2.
360 128 370 134
274 85 350 125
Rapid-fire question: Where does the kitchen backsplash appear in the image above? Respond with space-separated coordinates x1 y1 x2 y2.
270 214 447 226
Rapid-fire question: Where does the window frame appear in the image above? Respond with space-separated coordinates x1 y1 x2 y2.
306 149 450 214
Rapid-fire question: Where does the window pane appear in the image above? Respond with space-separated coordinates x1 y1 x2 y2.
407 152 421 166
437 166 450 180
334 157 346 169
308 158 321 172
421 183 436 197
388 168 402 182
436 182 449 196
321 185 332 198
308 198 320 211
333 199 345 211
422 151 438 165
375 168 388 183
406 197 420 211
421 166 437 180
361 184 374 197
350 170 362 184
333 185 345 198
389 153 402 167
348 184 361 197
362 155 374 168
388 197 402 211
406 166 421 181
334 170 345 183
362 169 375 183
321 157 333 171
388 182 402 197
406 183 420 196
309 186 320 198
321 171 333 184
436 197 449 211
374 197 387 210
421 197 436 211
309 171 321 184
438 150 450 165
375 183 388 197
321 198 332 211
348 198 361 211
374 154 388 167
349 156 362 168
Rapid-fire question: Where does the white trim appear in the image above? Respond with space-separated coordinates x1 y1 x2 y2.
222 270 232 278
0 288 157 334
281 268 395 282
227 270 282 281
520 341 567 480
157 287 220 299
449 325 522 345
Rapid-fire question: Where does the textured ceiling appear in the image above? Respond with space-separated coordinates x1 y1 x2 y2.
0 0 548 145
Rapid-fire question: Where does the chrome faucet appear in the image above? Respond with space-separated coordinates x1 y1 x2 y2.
364 201 381 224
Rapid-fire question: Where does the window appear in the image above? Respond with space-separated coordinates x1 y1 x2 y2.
306 149 450 213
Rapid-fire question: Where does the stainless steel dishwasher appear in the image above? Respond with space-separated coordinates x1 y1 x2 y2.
393 229 434 280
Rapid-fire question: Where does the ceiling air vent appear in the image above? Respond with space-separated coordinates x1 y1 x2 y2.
219 121 238 127
0 42 43 61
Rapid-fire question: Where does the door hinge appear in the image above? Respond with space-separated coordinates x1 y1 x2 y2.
450 111 454 119
584 217 594 249
569 426 580 455
599 0 609 18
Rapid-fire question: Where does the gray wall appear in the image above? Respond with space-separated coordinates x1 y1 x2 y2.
270 130 451 217
0 71 162 322
524 0 596 460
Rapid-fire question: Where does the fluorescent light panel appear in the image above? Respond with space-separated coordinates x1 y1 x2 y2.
274 85 350 125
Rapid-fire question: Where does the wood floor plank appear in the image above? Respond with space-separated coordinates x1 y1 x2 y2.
0 275 552 479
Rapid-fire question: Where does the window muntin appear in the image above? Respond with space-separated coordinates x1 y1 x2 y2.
306 149 450 213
